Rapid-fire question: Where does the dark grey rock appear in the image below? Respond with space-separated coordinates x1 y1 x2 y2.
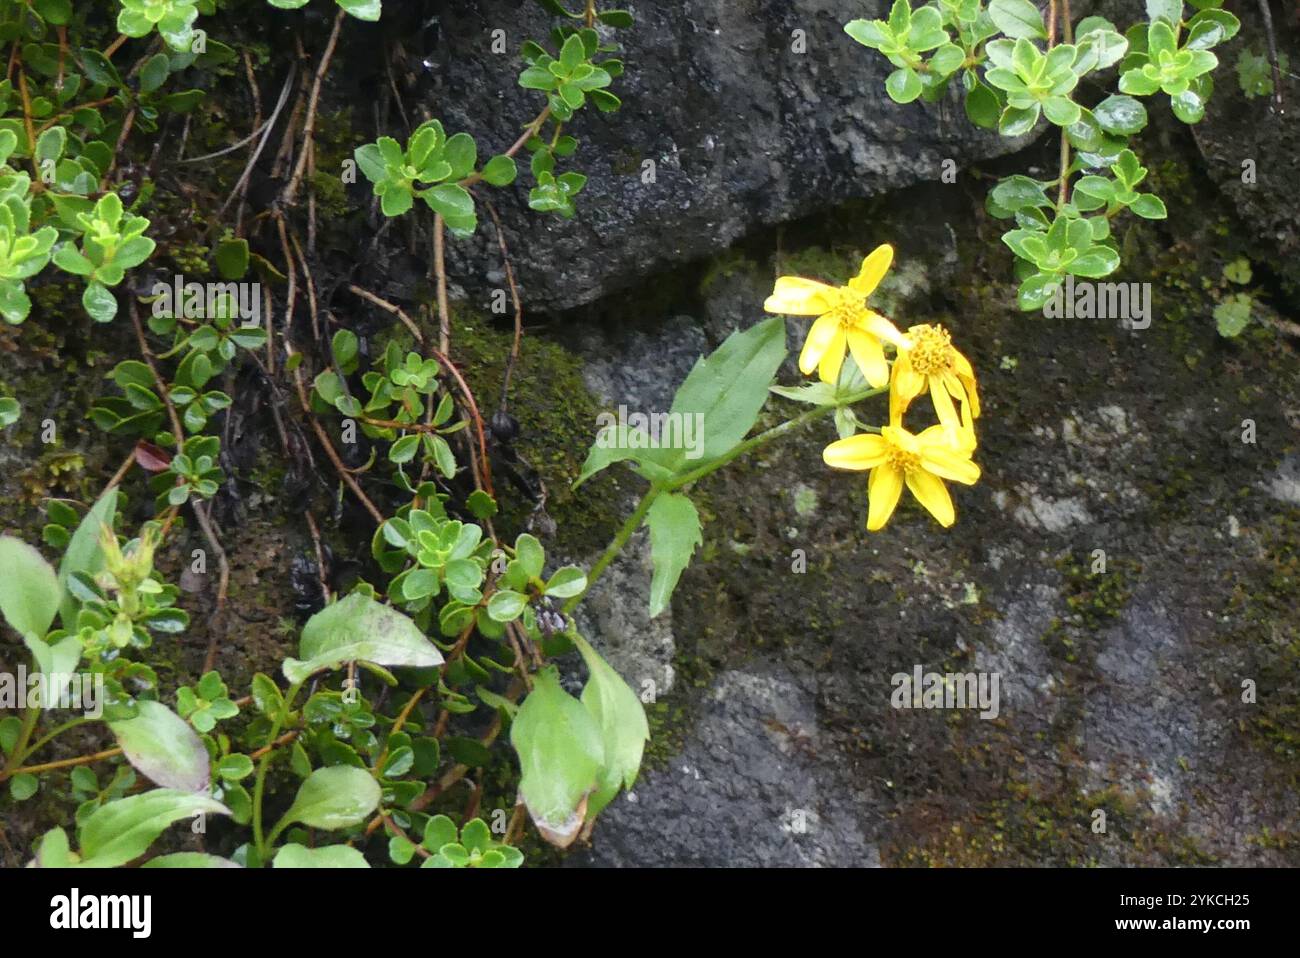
419 0 1026 311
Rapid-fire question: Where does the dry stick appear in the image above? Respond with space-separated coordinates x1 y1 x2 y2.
484 200 523 413
275 213 298 369
1258 0 1285 115
130 303 231 672
303 509 331 604
10 747 122 777
220 63 296 218
282 8 344 207
286 342 386 524
103 34 128 59
285 223 322 345
433 215 451 355
347 285 424 343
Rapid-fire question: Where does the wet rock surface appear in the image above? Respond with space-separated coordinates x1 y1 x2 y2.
418 0 1024 311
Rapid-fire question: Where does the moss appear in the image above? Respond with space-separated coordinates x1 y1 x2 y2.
450 307 624 556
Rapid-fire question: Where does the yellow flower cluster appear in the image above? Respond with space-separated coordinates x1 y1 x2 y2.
764 244 981 531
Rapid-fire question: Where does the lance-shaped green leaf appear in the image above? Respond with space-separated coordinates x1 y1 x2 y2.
574 633 648 819
271 766 381 839
273 843 371 868
109 700 210 792
645 492 702 618
56 492 116 630
0 535 61 641
663 316 787 468
78 789 231 868
282 592 443 683
510 666 605 848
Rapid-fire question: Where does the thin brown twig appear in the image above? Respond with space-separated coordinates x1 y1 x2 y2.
283 8 345 206
484 200 523 413
347 285 423 343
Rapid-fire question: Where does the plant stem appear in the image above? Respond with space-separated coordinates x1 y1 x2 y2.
564 385 886 610
252 678 304 861
0 704 41 781
562 483 663 614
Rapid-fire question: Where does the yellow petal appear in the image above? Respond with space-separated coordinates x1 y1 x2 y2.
765 277 836 315
919 422 977 458
862 310 909 347
818 327 847 384
867 463 903 531
798 314 839 375
929 376 960 430
891 352 925 404
846 328 888 388
906 469 955 527
919 445 981 485
823 434 888 471
849 245 893 298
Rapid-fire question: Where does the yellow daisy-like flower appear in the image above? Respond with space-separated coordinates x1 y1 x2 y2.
764 244 907 387
890 323 980 432
823 423 980 531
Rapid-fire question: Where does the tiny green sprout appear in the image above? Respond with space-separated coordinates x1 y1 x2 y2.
518 31 618 120
355 120 495 234
0 173 57 324
420 815 524 868
161 438 224 507
53 192 156 323
116 0 201 53
177 671 240 733
1119 18 1219 123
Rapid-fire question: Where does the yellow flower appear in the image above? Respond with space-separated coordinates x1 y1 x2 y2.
823 423 980 531
890 323 980 432
764 244 907 387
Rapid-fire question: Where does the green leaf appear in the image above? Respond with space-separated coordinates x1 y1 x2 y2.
664 316 787 468
544 565 587 599
886 67 923 104
0 535 61 640
283 592 444 684
574 633 648 819
109 701 210 792
274 766 381 835
34 126 65 165
1092 94 1148 136
214 238 249 280
645 493 702 619
139 53 171 95
78 789 231 868
1145 0 1183 26
510 666 605 848
388 434 420 464
964 81 1001 129
10 774 38 801
82 281 118 323
56 492 115 630
273 843 371 867
336 0 382 22
143 852 241 868
515 533 545 578
989 0 1047 40
486 589 527 623
481 154 517 186
1130 193 1167 219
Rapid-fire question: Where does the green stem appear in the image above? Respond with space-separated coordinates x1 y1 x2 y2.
0 704 41 782
16 715 92 766
252 678 304 862
563 385 886 611
563 483 663 614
